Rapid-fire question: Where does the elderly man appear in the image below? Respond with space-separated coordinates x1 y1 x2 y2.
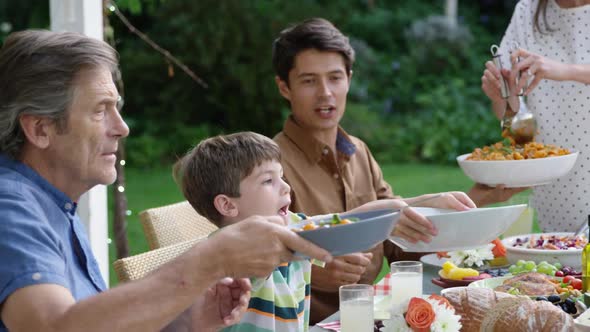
271 18 524 323
0 30 331 332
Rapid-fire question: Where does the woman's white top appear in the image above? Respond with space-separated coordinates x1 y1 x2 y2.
499 0 590 231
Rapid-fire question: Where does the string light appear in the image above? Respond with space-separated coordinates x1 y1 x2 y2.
106 238 112 244
107 1 116 12
117 186 125 193
120 159 126 166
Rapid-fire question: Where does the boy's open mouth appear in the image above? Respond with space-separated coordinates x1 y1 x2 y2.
278 205 289 216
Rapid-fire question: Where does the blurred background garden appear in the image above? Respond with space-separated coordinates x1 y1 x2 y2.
1 0 532 285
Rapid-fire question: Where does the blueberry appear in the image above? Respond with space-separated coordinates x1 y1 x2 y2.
548 295 561 303
556 303 570 314
561 303 573 314
536 296 549 301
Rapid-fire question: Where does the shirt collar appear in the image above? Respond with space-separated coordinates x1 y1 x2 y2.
0 153 77 215
282 115 356 164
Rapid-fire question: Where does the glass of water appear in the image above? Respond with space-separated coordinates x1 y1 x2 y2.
339 284 374 332
390 261 423 306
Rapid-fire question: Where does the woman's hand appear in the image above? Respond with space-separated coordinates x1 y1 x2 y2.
510 48 571 95
482 60 507 104
482 60 520 119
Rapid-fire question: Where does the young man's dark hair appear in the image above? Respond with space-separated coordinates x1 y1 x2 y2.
272 17 355 85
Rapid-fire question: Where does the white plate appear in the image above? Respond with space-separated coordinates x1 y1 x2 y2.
420 253 448 268
575 306 590 332
456 151 578 188
390 205 526 252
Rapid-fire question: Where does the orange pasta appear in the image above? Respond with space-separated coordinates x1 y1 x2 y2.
467 139 570 161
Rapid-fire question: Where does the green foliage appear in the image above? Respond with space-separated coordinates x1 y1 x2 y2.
4 0 516 166
342 78 500 164
404 16 473 74
0 0 48 43
125 122 217 168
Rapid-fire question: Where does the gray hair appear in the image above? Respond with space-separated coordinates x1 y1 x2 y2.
0 30 120 159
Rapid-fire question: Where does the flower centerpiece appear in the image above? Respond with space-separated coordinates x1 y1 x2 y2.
381 295 462 332
438 238 507 268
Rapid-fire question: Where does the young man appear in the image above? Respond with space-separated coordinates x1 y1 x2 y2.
271 17 523 323
0 30 332 332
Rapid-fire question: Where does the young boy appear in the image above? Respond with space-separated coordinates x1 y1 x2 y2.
176 131 314 331
176 131 475 330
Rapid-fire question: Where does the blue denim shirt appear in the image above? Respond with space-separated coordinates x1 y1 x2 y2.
0 154 106 331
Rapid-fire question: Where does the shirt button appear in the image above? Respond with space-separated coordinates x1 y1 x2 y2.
64 202 72 210
333 173 339 179
322 147 329 155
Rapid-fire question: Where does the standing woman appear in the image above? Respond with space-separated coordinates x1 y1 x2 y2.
481 0 590 231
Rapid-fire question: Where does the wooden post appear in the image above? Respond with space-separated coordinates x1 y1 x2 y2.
445 0 458 26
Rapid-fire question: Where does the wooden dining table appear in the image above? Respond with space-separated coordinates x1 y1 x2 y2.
310 262 440 331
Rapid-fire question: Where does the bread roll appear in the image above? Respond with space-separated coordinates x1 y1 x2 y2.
442 287 574 332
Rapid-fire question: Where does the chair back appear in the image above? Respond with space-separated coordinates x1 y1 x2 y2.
140 201 218 249
113 236 204 282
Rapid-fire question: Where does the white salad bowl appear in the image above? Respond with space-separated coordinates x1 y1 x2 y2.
502 232 585 269
390 204 526 252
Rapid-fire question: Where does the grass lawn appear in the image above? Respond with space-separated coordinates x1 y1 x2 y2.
107 163 534 286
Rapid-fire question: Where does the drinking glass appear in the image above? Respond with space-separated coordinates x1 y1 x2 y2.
390 261 423 306
502 192 534 237
339 284 374 332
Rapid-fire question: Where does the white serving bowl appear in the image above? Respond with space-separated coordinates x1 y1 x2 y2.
456 151 578 188
502 232 584 269
390 204 526 252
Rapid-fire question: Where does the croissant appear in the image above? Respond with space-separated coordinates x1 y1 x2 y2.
442 287 574 332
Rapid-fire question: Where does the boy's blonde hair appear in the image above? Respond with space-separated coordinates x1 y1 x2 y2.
175 131 281 226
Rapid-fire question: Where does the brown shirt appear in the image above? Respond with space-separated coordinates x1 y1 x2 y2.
274 116 422 324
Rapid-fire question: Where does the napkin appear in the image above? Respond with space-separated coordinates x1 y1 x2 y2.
315 321 341 331
373 272 391 296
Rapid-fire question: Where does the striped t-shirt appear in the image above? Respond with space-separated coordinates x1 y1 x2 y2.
222 212 312 332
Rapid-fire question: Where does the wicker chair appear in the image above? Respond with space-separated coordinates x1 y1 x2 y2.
140 201 218 249
113 236 204 282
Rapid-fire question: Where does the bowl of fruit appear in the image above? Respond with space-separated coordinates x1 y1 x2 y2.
432 261 512 288
431 238 512 288
503 232 587 270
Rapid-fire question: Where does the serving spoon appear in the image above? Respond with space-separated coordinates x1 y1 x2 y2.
502 96 538 145
573 215 590 238
494 42 538 145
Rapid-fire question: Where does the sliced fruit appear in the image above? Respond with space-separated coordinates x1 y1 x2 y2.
461 273 491 281
442 261 456 274
447 267 479 280
491 238 506 257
